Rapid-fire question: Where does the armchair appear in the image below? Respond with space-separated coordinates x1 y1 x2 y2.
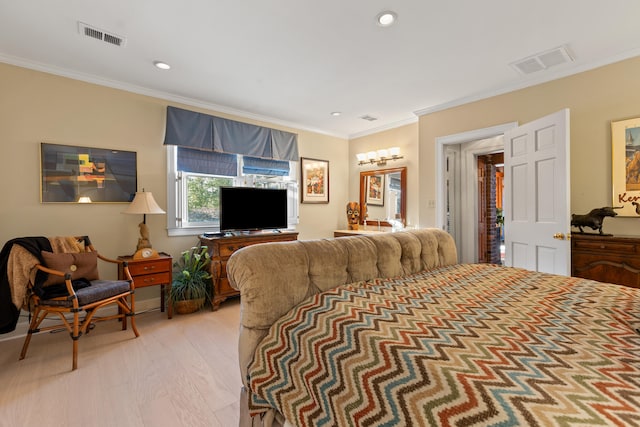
19 236 139 370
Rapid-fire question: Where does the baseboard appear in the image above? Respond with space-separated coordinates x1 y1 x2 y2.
0 296 162 343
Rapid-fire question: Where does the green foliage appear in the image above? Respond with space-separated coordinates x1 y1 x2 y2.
169 246 212 305
186 175 233 223
496 208 504 226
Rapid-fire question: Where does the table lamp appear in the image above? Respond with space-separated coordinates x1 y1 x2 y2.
122 189 165 259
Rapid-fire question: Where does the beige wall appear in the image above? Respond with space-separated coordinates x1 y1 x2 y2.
417 55 640 236
348 123 419 228
5 54 640 306
0 63 348 302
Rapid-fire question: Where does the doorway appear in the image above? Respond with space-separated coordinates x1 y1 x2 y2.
477 152 504 265
435 122 517 263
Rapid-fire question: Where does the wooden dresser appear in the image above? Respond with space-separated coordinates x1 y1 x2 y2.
571 234 640 289
199 231 299 309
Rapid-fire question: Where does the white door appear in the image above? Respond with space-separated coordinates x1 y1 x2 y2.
503 109 570 274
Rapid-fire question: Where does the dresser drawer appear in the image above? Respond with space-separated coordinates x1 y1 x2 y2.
133 271 172 288
219 243 248 257
572 240 637 254
128 260 171 276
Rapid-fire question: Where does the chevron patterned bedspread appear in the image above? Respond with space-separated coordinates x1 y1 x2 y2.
247 263 640 427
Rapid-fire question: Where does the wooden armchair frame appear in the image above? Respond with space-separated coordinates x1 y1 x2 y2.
19 236 139 370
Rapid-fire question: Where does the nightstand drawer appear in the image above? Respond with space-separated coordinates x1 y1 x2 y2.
128 260 171 276
133 271 172 288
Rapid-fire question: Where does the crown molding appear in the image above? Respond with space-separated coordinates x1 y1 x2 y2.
0 53 347 140
415 48 640 117
348 116 418 140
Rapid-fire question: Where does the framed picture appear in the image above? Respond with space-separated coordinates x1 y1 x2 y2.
366 174 385 206
612 117 640 216
301 157 329 203
40 143 137 203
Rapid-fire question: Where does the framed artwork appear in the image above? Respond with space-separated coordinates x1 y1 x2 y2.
40 143 137 203
301 157 329 203
366 174 385 206
612 117 640 216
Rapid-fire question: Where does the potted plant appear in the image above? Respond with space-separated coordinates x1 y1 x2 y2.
169 245 212 314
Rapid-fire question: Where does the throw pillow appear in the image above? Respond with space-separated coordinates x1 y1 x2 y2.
40 251 99 286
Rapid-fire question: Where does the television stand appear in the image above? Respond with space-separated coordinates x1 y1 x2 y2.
199 231 299 310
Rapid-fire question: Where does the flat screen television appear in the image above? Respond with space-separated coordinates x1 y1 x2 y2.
219 187 288 232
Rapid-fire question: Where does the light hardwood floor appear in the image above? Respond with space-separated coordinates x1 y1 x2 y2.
0 299 242 427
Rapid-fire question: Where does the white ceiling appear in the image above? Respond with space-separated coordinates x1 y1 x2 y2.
1 1 640 139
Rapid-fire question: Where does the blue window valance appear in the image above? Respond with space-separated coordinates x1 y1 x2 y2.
164 106 298 161
242 156 290 176
177 147 237 177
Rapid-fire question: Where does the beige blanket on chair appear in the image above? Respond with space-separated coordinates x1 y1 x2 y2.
7 237 82 309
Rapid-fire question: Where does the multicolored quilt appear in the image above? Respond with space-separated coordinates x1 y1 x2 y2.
247 263 640 427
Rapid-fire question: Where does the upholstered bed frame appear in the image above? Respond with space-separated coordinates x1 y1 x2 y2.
227 228 457 426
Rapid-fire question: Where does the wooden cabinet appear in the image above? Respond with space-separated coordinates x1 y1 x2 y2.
199 232 299 310
571 234 640 289
118 253 173 318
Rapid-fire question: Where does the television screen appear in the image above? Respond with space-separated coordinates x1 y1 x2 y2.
220 187 288 232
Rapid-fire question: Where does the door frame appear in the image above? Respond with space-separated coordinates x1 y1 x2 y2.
435 122 517 263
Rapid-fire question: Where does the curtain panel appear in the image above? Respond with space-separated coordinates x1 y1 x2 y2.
164 106 298 161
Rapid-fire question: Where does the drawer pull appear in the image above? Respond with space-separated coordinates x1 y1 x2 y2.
143 266 156 271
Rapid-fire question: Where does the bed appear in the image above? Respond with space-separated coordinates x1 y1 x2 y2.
227 229 640 427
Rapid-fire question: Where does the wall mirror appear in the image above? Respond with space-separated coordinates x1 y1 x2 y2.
359 166 406 227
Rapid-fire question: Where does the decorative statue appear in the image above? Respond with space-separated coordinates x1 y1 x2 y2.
346 202 360 230
570 206 621 235
136 222 152 250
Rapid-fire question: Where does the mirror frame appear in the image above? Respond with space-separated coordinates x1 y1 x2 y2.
359 166 407 226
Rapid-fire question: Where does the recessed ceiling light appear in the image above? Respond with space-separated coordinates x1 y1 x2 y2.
330 111 341 117
153 61 171 70
376 11 397 27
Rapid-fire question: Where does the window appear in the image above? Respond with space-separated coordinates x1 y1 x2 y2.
167 146 298 236
183 174 234 225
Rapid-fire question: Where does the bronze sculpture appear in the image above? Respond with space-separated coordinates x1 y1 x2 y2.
570 207 621 235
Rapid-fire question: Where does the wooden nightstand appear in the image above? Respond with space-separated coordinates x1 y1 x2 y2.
118 253 173 318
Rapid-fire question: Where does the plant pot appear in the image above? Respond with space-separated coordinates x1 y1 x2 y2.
173 298 205 314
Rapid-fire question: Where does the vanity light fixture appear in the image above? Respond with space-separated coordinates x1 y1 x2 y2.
356 147 403 166
153 61 171 70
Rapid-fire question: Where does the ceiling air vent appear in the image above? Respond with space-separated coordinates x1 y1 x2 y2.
78 22 126 47
360 115 378 122
510 45 573 75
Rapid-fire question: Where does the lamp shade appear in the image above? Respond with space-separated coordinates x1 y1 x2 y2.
122 191 165 215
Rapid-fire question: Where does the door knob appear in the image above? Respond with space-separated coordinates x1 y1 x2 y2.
553 233 565 240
